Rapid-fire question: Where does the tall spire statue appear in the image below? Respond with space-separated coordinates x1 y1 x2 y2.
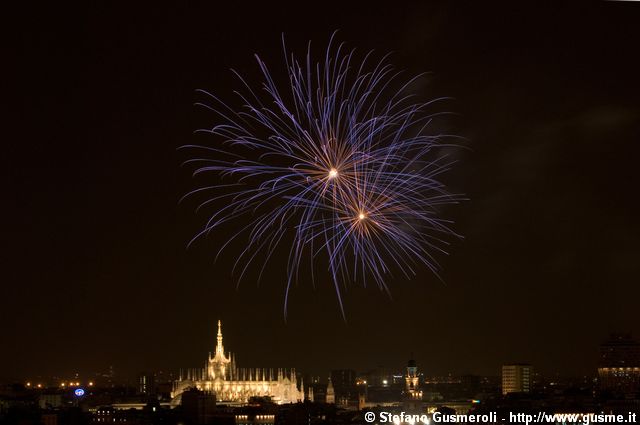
207 320 231 380
216 319 224 355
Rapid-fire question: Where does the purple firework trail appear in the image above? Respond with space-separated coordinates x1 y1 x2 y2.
181 33 463 318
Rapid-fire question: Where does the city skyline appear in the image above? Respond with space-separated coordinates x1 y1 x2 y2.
5 318 635 384
5 1 640 385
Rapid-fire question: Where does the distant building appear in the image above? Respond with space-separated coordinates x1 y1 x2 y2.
501 364 532 395
138 372 155 396
325 378 335 404
598 333 640 396
93 406 142 423
171 321 303 404
364 367 393 388
41 413 58 425
235 413 276 424
181 388 216 425
39 393 62 409
358 392 366 411
404 357 421 399
330 369 356 406
402 356 424 412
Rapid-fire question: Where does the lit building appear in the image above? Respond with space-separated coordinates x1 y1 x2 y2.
325 378 335 404
138 373 155 396
598 333 640 396
501 364 532 395
171 321 304 404
401 356 424 413
235 413 276 424
404 357 421 399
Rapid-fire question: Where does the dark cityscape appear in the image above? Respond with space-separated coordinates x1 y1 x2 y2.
4 2 640 424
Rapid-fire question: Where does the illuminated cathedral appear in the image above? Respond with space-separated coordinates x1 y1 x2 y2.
171 321 304 404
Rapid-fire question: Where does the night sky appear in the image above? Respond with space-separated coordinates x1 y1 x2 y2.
5 2 640 382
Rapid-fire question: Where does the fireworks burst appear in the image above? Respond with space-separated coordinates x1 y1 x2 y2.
181 33 463 317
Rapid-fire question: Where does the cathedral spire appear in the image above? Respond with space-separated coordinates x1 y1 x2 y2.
216 320 224 355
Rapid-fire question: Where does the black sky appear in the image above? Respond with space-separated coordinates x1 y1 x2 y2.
4 2 640 382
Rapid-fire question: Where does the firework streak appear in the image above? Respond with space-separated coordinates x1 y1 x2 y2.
181 33 463 317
